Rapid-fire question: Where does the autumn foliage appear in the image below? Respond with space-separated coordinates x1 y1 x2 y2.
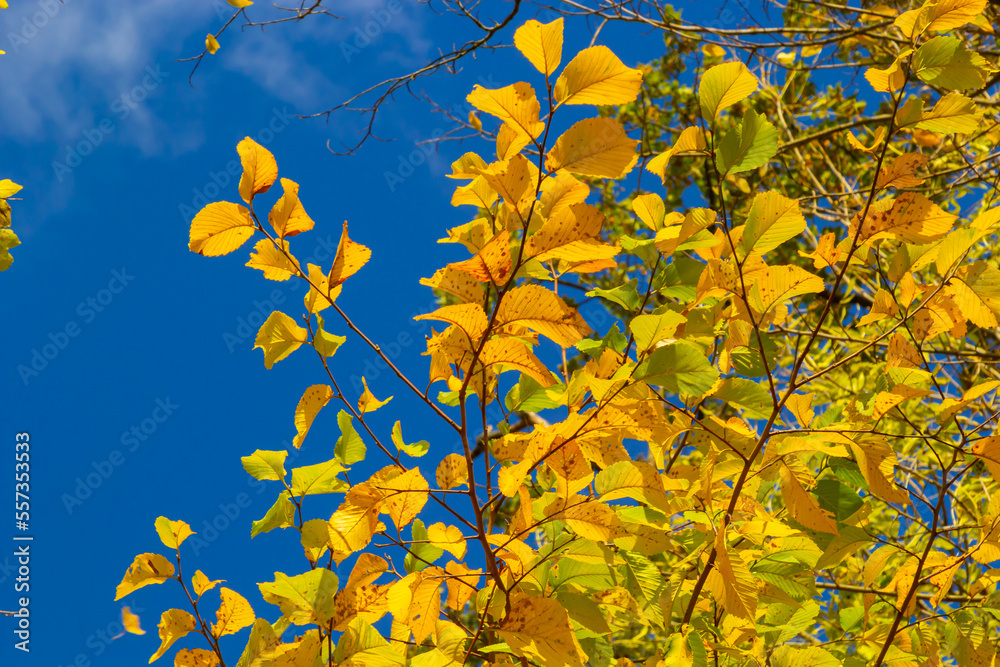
118 3 1000 666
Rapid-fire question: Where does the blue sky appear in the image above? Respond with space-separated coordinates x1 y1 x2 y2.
1 1 741 664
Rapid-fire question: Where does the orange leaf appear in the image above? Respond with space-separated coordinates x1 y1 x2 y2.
237 137 278 203
448 229 512 284
328 222 372 287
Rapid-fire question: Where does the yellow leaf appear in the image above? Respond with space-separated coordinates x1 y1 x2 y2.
328 222 372 287
514 18 563 76
895 0 986 37
189 202 255 256
475 154 536 215
301 518 330 564
258 570 339 626
448 229 512 284
392 568 444 645
192 570 224 598
846 126 886 153
468 111 482 132
212 587 255 638
948 261 1000 329
699 61 758 120
419 266 485 305
358 377 393 415
481 337 557 386
346 553 390 590
654 208 716 256
746 264 824 318
525 203 616 267
116 553 175 601
632 193 665 231
122 606 145 635
268 178 315 238
205 34 220 55
154 517 194 550
496 284 592 347
646 127 708 183
554 45 643 106
427 523 466 559
328 486 383 563
467 82 544 140
497 596 587 667
245 239 297 281
496 123 530 161
436 453 468 490
738 191 806 258
558 498 622 541
970 436 1000 483
779 463 839 534
444 562 481 610
415 303 489 345
226 0 253 6
849 436 910 505
447 152 489 179
914 92 981 134
331 578 392 632
540 171 590 218
237 137 278 203
707 531 757 621
876 153 927 190
702 44 727 58
850 192 956 244
253 311 308 369
798 232 840 270
149 609 196 663
545 117 638 178
173 648 220 667
304 263 342 314
865 60 906 93
293 384 334 449
0 179 22 198
380 468 429 530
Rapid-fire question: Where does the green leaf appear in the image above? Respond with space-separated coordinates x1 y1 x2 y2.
290 458 349 496
334 618 403 666
391 421 430 458
576 323 627 360
633 340 719 396
587 278 640 311
629 309 686 352
403 518 443 573
913 36 987 91
505 373 565 412
915 92 981 134
712 377 773 419
258 568 339 626
335 411 366 465
314 316 347 358
241 449 288 481
251 492 296 537
815 478 864 521
621 549 664 624
555 591 611 635
715 107 777 175
699 61 758 121
235 618 278 667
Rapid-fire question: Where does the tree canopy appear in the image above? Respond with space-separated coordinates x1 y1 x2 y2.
103 1 1000 665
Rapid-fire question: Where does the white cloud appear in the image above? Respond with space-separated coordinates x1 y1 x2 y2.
0 0 433 154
